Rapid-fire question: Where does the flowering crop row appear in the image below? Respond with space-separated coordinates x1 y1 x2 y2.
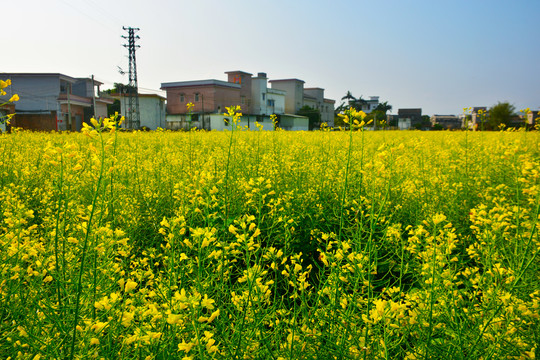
0 121 538 359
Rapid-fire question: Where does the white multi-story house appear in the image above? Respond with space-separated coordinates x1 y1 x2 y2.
250 73 286 116
361 96 380 113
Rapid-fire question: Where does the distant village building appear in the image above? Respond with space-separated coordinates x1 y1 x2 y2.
430 115 461 129
397 108 422 130
0 73 112 131
161 71 335 131
361 96 380 114
526 110 539 126
468 107 488 129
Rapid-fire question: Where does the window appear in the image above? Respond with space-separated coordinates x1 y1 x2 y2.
60 82 71 94
267 99 275 107
262 93 266 101
195 93 199 102
180 94 184 102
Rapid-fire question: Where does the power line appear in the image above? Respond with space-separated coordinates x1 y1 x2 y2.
58 0 117 32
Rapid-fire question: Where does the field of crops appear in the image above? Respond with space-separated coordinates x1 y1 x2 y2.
0 119 539 359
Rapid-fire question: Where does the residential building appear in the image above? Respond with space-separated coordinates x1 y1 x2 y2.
161 71 335 130
0 73 112 131
303 88 335 125
250 73 286 116
161 79 241 130
431 115 461 129
225 70 253 113
340 96 380 114
526 110 539 126
397 108 422 130
469 107 488 129
269 79 335 127
361 96 380 113
269 78 305 114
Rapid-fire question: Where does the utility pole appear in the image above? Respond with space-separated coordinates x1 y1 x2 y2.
67 83 72 131
91 75 98 120
122 26 141 129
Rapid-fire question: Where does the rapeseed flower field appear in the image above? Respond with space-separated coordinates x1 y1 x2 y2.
0 112 538 359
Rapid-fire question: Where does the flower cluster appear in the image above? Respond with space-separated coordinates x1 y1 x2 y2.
0 79 19 126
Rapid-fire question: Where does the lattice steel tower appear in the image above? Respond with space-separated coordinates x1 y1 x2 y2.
122 26 141 129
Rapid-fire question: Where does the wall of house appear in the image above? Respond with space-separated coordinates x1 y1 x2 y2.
116 96 166 129
11 111 58 131
226 71 252 113
139 96 166 129
266 89 285 115
398 118 412 130
251 75 267 115
166 86 214 114
303 88 334 126
303 97 317 109
0 74 61 113
250 75 285 116
304 88 324 108
166 85 241 115
279 115 309 131
209 114 274 131
322 100 335 126
213 86 242 114
270 80 304 114
95 102 109 119
60 103 85 131
72 79 94 98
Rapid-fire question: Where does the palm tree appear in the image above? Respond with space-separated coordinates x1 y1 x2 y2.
374 101 392 114
341 91 356 103
341 91 370 111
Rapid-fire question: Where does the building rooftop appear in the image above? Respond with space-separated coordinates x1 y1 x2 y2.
269 78 305 84
161 79 241 89
267 88 286 95
110 93 166 100
224 70 253 76
1 72 80 83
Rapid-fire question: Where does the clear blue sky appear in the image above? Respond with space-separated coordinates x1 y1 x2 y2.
2 0 539 115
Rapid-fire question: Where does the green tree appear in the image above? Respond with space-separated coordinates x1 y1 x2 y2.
297 106 321 130
421 115 432 129
104 83 134 95
489 102 516 129
341 91 356 103
337 91 367 112
374 101 392 114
